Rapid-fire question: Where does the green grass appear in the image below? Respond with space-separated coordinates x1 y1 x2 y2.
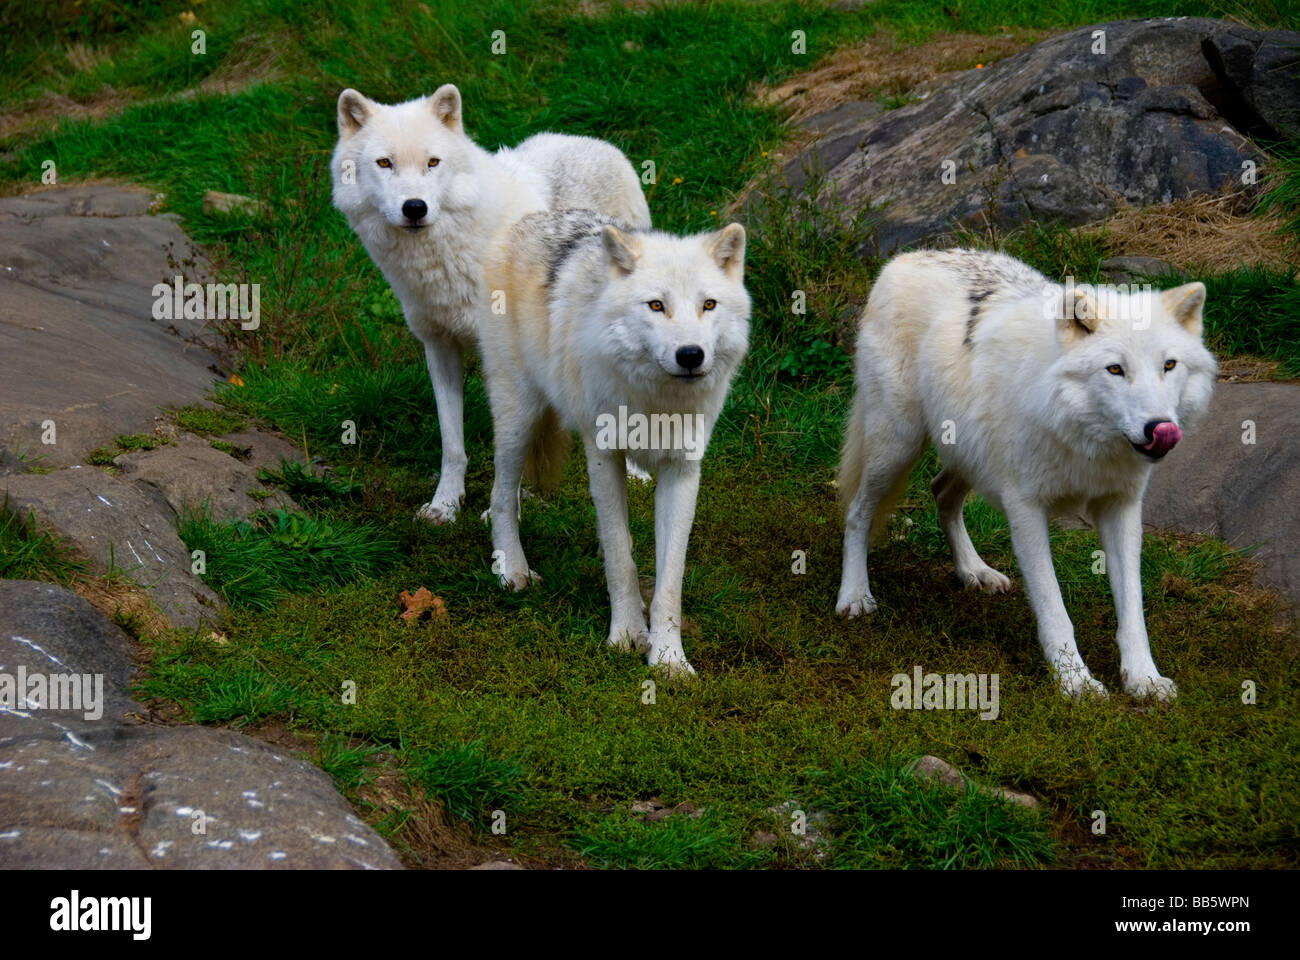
173 403 248 437
114 432 171 451
0 499 87 585
316 734 387 794
258 459 362 502
1257 138 1300 249
406 741 529 825
1199 266 1300 376
573 808 773 869
7 0 1298 868
177 507 401 610
814 762 1056 868
87 432 174 465
209 438 248 458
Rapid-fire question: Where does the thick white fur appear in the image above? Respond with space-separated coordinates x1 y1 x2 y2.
330 85 651 523
480 213 751 674
836 249 1217 700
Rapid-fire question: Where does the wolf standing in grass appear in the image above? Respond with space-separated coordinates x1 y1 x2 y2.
836 250 1217 700
331 85 650 524
480 211 751 674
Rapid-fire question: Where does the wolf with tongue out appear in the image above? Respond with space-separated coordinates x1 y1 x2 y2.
835 249 1217 701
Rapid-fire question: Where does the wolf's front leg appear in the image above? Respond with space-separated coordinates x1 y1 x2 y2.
646 460 702 676
1004 498 1106 699
581 436 647 654
488 403 541 590
1094 497 1176 700
414 333 468 525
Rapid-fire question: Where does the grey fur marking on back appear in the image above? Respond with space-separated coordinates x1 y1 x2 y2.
541 209 630 288
919 250 1049 348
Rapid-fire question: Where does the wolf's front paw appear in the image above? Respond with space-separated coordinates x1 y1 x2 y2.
646 635 695 677
608 621 650 654
835 587 877 618
1057 670 1108 701
497 567 541 591
957 563 1012 594
415 497 461 525
1123 672 1177 702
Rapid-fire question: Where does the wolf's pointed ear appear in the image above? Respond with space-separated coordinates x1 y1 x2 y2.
337 89 372 138
430 84 463 133
1162 282 1206 337
601 225 640 275
1058 286 1097 340
706 223 746 279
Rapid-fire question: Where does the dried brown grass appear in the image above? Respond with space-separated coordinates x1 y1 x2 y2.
757 28 1044 125
1081 192 1300 274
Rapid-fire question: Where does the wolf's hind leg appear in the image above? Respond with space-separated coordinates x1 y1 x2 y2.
932 467 1012 594
835 405 924 618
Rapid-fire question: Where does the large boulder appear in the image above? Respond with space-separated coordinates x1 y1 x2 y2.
2 466 220 629
1203 26 1300 141
0 185 222 468
1144 382 1300 608
781 19 1296 252
115 433 298 524
0 581 402 869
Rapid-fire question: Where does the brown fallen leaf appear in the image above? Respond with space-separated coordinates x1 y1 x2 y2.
399 587 448 622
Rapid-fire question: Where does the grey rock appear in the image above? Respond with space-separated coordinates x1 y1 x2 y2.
911 755 1039 808
0 582 402 869
0 185 223 469
115 432 297 523
2 467 219 628
0 449 30 477
1203 27 1300 141
0 580 138 741
1099 255 1177 283
219 430 304 474
782 100 884 196
469 860 524 870
1144 382 1300 607
779 19 1286 252
201 190 264 218
0 725 403 869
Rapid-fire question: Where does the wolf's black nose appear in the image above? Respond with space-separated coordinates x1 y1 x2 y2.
1143 419 1170 441
676 345 705 371
402 199 428 222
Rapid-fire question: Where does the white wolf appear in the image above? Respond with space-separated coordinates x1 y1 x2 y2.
331 85 651 524
479 210 751 674
836 249 1216 700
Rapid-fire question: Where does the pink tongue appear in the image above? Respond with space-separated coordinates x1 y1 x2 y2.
1145 421 1182 455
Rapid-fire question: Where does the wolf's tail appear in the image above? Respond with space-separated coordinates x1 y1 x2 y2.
836 390 905 543
837 390 867 518
523 406 572 492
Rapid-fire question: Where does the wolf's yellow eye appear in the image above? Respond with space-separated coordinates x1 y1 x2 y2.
428 158 440 168
648 300 665 312
702 299 717 311
376 158 392 168
1164 359 1176 371
1106 364 1124 376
